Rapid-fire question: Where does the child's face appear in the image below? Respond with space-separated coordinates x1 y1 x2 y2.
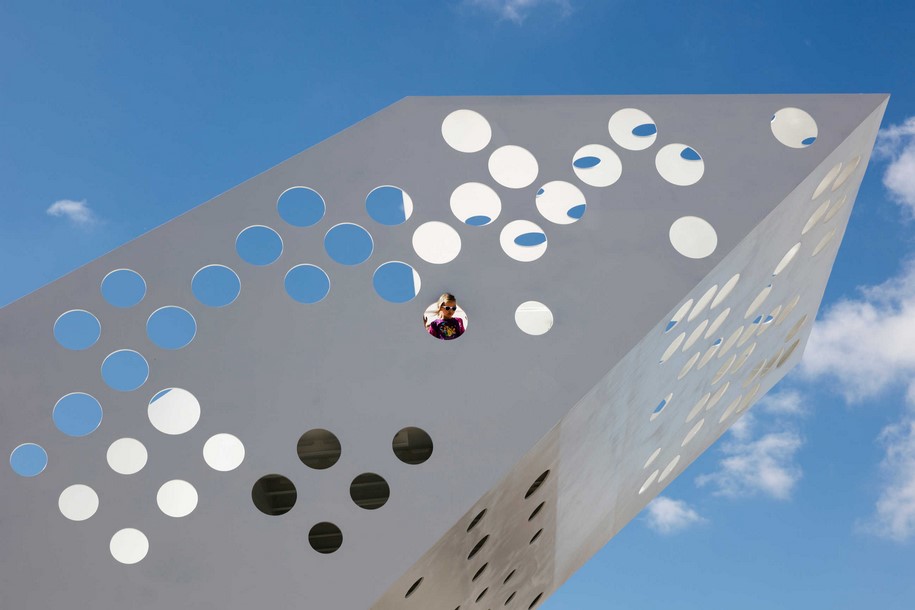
440 300 457 319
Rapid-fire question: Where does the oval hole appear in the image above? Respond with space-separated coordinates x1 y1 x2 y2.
525 470 550 499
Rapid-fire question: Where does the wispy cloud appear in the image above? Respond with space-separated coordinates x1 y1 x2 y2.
875 116 915 217
859 415 915 542
46 199 97 227
801 260 915 401
463 0 573 24
644 496 706 534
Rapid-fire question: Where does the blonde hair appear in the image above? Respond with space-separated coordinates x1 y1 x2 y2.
435 292 457 313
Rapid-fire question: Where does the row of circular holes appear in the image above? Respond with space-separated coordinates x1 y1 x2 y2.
404 470 551 609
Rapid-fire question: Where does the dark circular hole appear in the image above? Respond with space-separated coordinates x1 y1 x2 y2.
308 521 343 554
467 535 489 560
350 472 390 510
528 592 544 609
472 562 488 582
528 501 545 521
505 591 517 606
503 569 516 585
467 508 487 532
524 470 550 499
297 429 341 470
475 588 488 603
529 528 543 544
251 474 297 516
393 426 433 465
405 577 423 599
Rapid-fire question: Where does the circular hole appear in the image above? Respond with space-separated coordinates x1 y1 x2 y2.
813 162 842 200
529 593 544 609
252 474 297 516
529 528 543 544
572 144 622 187
488 145 538 189
450 182 501 226
529 501 545 521
682 419 705 447
54 310 100 351
683 320 709 351
689 285 718 322
803 200 830 235
107 438 148 475
236 225 283 266
608 108 657 151
9 443 48 477
503 569 516 585
413 221 461 264
639 469 659 494
297 429 341 470
644 447 661 469
58 484 99 521
366 185 413 226
350 472 390 510
373 261 422 304
192 265 241 307
832 156 861 191
53 392 103 437
745 285 772 320
148 388 200 435
110 528 149 565
687 394 711 423
669 216 717 259
203 433 245 472
101 269 146 308
467 535 489 560
101 350 149 392
324 223 373 266
423 295 467 340
515 301 553 336
660 332 685 363
812 228 837 256
773 243 801 276
706 308 730 338
277 186 326 228
442 109 492 153
147 306 197 350
658 455 680 483
525 470 550 499
711 274 740 309
285 264 330 304
393 427 433 465
536 180 587 224
157 479 198 518
309 522 343 554
475 588 489 603
467 508 487 532
405 576 424 599
472 563 488 582
823 194 848 222
651 393 673 420
770 108 818 148
656 144 704 186
678 351 700 380
500 220 547 262
666 299 693 333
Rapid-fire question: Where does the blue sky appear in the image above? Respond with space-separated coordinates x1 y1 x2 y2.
2 0 915 607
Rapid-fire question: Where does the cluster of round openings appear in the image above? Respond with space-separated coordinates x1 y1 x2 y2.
102 269 146 308
277 187 325 228
54 310 100 351
771 108 818 148
147 306 196 350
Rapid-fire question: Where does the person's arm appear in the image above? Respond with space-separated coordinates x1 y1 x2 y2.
456 318 465 336
428 319 441 338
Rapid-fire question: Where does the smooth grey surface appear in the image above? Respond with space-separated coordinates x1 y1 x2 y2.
0 95 887 609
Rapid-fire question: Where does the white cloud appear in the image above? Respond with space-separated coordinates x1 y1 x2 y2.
875 116 915 217
644 496 706 534
860 416 915 542
463 0 572 24
46 199 97 226
696 429 803 500
758 389 807 416
801 260 915 401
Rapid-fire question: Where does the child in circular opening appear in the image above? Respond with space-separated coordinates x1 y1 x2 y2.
427 293 465 340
